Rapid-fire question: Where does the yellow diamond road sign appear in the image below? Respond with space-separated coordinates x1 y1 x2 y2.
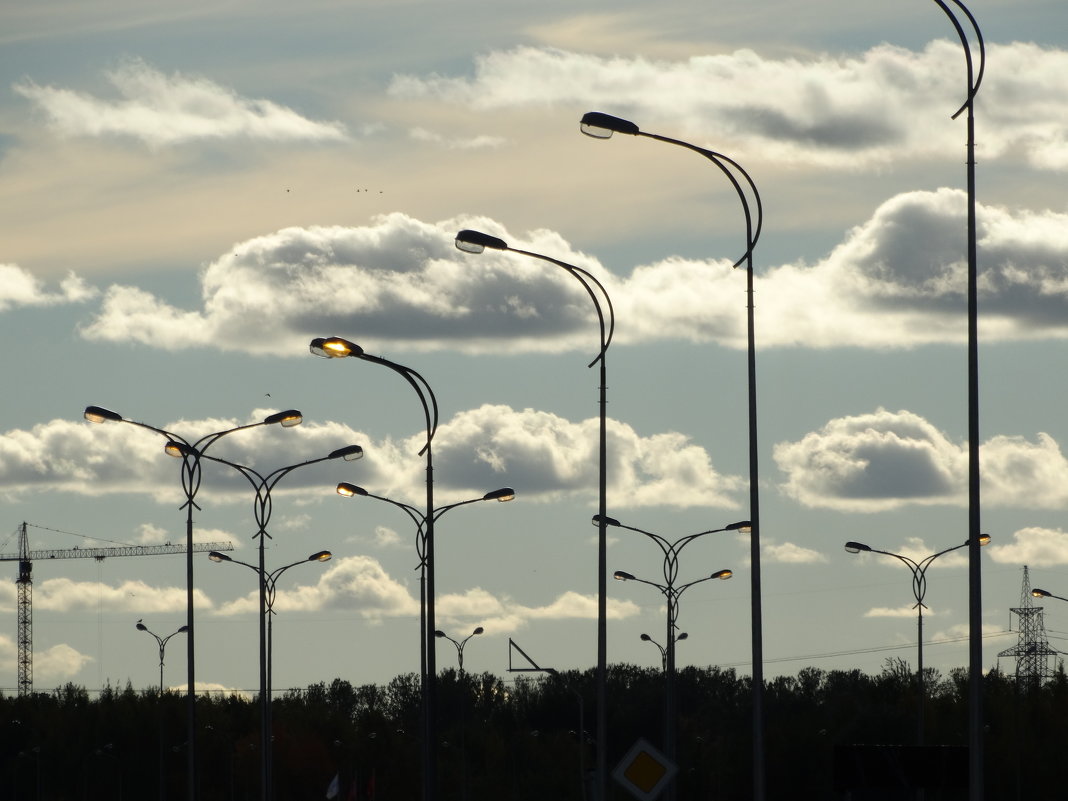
612 738 678 801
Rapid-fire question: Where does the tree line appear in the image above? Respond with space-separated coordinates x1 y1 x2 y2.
3 660 1067 800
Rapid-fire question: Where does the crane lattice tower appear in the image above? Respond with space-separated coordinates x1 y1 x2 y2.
997 565 1058 691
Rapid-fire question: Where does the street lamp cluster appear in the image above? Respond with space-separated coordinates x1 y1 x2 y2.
84 4 991 800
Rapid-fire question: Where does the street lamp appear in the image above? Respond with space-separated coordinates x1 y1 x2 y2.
454 229 614 797
181 443 360 801
844 533 991 746
614 565 731 800
640 632 687 672
435 627 484 675
916 4 986 797
578 108 768 801
136 621 188 694
1032 588 1068 604
84 405 302 801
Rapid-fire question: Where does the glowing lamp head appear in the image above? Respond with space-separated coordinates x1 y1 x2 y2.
309 550 332 563
84 405 123 423
712 569 732 580
309 337 364 359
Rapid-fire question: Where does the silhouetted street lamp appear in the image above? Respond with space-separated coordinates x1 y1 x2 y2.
917 4 986 797
136 621 188 694
436 627 484 675
454 229 614 797
615 565 731 800
579 109 767 801
640 631 687 672
84 405 301 801
182 443 360 801
845 534 990 745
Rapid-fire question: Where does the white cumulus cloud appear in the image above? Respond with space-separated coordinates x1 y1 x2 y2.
987 527 1068 567
0 264 96 312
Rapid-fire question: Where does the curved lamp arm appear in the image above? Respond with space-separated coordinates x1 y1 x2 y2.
930 0 986 119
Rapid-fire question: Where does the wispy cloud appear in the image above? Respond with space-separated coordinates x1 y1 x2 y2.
987 527 1068 567
389 41 1068 170
14 58 348 147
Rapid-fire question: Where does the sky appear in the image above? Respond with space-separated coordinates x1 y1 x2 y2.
2 0 1068 698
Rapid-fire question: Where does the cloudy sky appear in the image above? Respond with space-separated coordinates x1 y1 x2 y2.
2 0 1068 697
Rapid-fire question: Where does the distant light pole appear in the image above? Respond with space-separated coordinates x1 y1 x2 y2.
919 4 986 798
435 627 484 675
175 442 362 801
454 229 614 799
640 631 687 672
136 621 188 694
614 565 731 801
845 534 991 745
84 405 302 801
578 109 767 801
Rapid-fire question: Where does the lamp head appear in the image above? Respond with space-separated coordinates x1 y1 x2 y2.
309 550 332 562
264 409 303 427
455 229 508 254
844 541 871 554
1032 588 1052 598
592 514 621 528
337 482 368 497
309 337 364 359
472 626 485 636
483 487 515 502
177 625 189 633
977 533 992 546
434 630 447 638
613 570 634 581
580 111 640 139
677 632 689 641
329 444 365 461
640 633 652 642
712 569 732 580
726 520 752 533
84 405 123 423
135 622 147 631
208 551 232 563
164 440 194 459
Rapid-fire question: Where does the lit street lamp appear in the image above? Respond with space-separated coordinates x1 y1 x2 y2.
578 109 767 801
1032 588 1068 604
435 627 484 675
179 442 362 801
84 405 302 801
454 229 614 798
844 534 991 746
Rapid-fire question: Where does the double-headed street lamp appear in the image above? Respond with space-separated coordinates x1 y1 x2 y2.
640 632 687 672
453 229 614 797
578 110 767 801
845 534 991 746
614 565 731 801
136 621 188 694
601 514 743 800
84 405 302 801
435 627 484 675
179 443 362 801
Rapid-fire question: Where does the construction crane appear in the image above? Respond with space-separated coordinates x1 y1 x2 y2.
1 521 234 696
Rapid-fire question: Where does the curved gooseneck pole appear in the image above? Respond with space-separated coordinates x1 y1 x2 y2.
579 109 766 801
84 405 301 801
923 3 985 797
453 229 614 798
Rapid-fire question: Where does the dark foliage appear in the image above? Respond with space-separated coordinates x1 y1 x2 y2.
3 661 1066 800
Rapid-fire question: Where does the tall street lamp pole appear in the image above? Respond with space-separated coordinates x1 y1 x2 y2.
600 514 744 800
84 405 302 801
845 535 991 746
578 110 766 801
454 229 614 800
177 443 362 801
920 4 986 798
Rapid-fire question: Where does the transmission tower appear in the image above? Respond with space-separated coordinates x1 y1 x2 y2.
997 565 1058 691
